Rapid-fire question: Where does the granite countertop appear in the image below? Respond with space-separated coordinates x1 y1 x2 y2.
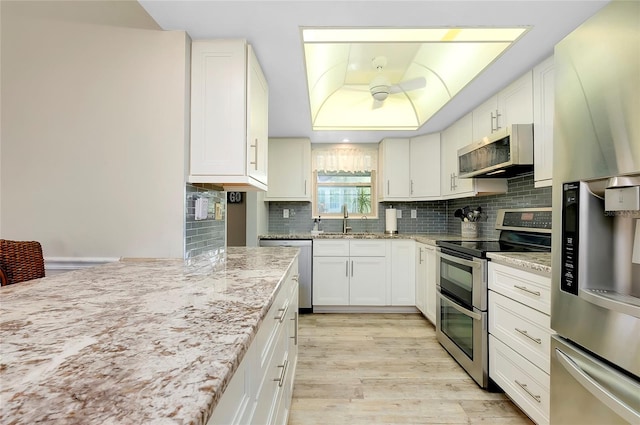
486 252 552 276
259 232 488 247
0 247 298 425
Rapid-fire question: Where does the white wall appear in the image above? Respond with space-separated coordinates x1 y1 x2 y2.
1 1 190 258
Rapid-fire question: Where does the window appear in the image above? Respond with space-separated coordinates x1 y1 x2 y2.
312 145 378 219
314 171 377 218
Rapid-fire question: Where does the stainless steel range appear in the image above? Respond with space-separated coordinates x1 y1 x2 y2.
435 207 552 388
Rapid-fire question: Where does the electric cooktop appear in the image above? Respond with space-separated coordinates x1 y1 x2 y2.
437 208 552 258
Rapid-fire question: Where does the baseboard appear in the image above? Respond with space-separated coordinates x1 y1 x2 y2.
312 306 419 314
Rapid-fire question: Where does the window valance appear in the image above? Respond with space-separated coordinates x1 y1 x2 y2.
312 146 378 173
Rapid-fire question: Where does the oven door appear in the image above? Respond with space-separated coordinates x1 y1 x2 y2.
436 290 488 388
437 249 487 311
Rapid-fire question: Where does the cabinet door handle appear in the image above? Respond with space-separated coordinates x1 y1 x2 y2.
304 179 307 195
351 260 354 277
515 327 542 344
273 359 288 387
346 260 349 277
387 180 390 196
515 380 541 403
290 312 298 345
419 247 423 264
250 138 259 169
495 109 502 131
274 303 288 323
411 180 414 195
514 284 541 297
490 111 496 132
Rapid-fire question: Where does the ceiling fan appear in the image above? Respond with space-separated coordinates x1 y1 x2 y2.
368 56 426 108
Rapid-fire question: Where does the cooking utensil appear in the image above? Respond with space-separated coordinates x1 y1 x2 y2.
454 208 464 221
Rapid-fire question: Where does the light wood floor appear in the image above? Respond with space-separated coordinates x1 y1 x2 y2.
288 313 534 425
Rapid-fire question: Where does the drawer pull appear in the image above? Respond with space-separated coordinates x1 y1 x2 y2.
273 360 288 387
274 304 288 322
515 380 541 403
515 327 542 344
513 284 541 297
292 274 299 282
290 312 298 345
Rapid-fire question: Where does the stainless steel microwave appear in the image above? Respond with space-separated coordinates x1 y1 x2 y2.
457 124 534 178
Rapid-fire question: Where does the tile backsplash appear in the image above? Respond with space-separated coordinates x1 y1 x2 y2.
185 184 226 258
267 174 551 238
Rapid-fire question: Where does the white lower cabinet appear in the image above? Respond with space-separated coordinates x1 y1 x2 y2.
488 262 553 425
313 240 388 307
313 239 417 309
390 240 415 306
415 243 437 324
208 258 298 425
490 335 550 425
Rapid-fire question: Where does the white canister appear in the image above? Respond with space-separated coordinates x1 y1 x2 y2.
461 222 478 238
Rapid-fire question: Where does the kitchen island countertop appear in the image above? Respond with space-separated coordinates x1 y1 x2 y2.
0 247 298 425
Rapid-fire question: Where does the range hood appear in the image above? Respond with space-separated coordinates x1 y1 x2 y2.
457 124 534 178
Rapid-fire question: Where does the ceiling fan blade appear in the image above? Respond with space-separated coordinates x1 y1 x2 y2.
389 76 426 94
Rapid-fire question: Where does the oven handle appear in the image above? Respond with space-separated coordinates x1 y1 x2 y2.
438 292 482 321
438 250 482 269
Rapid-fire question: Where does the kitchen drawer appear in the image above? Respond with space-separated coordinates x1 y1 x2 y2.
254 268 293 380
488 262 551 315
349 239 387 256
489 290 554 374
490 335 550 425
313 240 350 257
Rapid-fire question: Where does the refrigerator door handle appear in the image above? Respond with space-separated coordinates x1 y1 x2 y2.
555 348 640 424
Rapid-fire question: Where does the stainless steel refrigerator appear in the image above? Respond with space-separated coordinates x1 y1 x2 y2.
550 1 640 423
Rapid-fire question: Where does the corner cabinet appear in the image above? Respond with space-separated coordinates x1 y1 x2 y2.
189 39 268 191
532 56 554 188
265 138 311 201
440 113 507 199
378 134 440 202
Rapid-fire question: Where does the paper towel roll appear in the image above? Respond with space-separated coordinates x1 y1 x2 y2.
385 208 398 234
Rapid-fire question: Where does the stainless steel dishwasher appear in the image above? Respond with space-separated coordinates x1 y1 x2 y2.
259 239 312 313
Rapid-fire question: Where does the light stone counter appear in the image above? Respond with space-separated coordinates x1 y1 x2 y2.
259 232 489 247
486 252 552 276
0 247 298 425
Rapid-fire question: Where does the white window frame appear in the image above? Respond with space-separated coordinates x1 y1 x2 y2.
312 170 378 219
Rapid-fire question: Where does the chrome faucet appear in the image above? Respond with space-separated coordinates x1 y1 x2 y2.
342 204 352 234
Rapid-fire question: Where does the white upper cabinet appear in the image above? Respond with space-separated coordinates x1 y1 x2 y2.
265 138 311 201
378 138 411 200
189 40 268 191
409 134 441 200
532 56 555 188
472 71 534 141
378 135 440 201
441 113 507 199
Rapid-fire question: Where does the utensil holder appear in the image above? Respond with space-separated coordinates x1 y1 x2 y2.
461 222 478 238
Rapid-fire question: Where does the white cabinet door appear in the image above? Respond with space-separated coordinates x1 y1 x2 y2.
424 244 437 325
472 95 498 141
472 71 533 141
266 138 311 200
313 256 349 305
378 138 411 201
533 56 555 188
246 45 269 186
390 240 415 306
189 40 268 190
415 243 427 315
349 257 387 306
497 70 533 131
410 134 441 200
